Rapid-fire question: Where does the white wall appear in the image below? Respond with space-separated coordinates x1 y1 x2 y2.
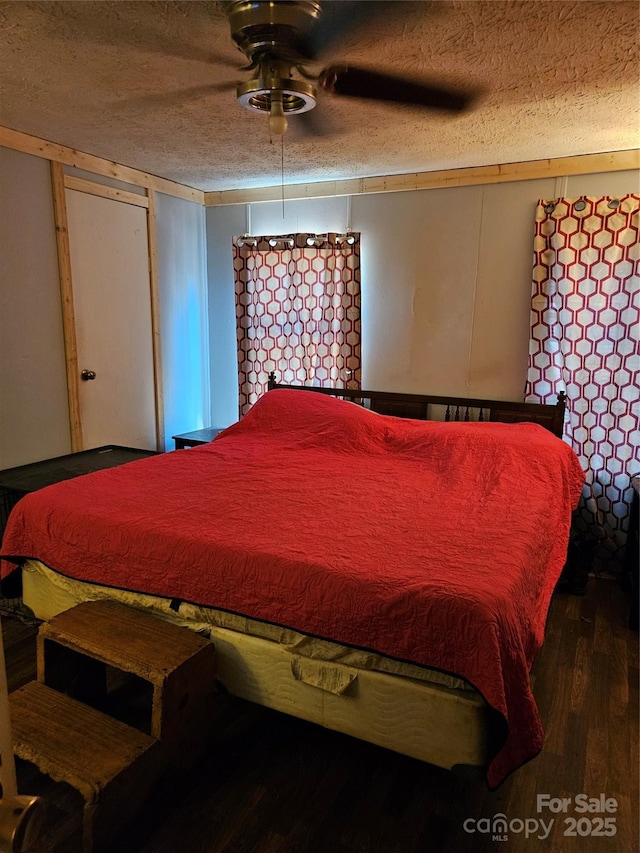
156 193 210 449
206 170 639 427
0 148 71 467
207 204 246 432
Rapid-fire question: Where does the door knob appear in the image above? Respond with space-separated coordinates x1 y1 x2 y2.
81 369 96 381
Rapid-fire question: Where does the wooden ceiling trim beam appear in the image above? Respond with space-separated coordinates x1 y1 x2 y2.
205 149 640 206
64 175 150 208
2 123 636 206
0 125 205 205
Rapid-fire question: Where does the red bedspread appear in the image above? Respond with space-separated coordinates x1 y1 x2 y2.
1 389 583 787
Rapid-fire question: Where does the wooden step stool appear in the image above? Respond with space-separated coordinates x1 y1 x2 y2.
9 599 217 851
10 681 161 851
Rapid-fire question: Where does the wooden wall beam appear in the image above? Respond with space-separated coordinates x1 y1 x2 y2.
64 175 150 208
146 189 165 452
50 162 83 452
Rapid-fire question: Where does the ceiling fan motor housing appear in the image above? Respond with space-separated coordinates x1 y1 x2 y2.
226 1 321 115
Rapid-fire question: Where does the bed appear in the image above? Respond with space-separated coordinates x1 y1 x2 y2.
0 381 583 789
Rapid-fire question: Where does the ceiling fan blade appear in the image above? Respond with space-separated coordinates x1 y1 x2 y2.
48 3 238 67
320 65 476 113
115 83 236 111
292 106 339 140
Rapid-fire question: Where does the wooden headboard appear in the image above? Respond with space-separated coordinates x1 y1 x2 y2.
267 373 567 439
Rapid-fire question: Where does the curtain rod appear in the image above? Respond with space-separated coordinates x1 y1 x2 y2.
234 231 357 248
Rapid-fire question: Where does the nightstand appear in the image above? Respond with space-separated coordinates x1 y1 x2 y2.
172 427 223 450
0 445 158 605
0 446 158 540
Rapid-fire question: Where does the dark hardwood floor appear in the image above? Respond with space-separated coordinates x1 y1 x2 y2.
2 577 638 853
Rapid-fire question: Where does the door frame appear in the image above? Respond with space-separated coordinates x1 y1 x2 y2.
50 162 165 451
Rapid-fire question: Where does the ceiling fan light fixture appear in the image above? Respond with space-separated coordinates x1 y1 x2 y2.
237 75 316 135
236 76 317 115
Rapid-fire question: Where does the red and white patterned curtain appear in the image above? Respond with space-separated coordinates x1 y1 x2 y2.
526 195 639 569
233 233 361 416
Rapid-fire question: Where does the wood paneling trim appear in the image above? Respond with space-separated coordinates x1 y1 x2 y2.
205 149 640 206
50 162 83 452
146 189 165 452
64 175 150 208
0 125 204 204
3 124 636 208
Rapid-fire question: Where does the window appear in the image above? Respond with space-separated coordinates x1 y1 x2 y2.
233 232 361 416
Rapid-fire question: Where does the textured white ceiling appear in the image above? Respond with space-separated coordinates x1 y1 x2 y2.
0 1 638 192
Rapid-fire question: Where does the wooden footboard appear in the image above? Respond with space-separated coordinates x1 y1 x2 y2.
267 373 567 438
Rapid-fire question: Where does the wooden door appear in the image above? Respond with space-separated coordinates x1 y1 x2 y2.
65 189 157 451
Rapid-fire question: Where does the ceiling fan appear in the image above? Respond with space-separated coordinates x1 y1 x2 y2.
223 0 477 136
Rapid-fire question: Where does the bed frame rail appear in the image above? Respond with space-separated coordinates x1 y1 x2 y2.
267 373 566 439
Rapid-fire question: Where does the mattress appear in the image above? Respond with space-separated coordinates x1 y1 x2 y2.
22 559 493 772
22 559 472 693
